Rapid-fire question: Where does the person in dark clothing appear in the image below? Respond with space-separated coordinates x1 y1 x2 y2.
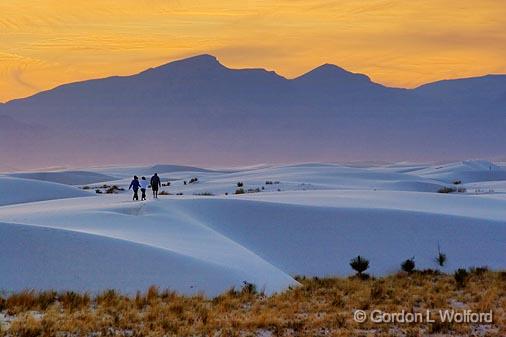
129 176 141 201
150 173 161 198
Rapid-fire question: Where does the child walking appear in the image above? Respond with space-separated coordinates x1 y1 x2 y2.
139 176 149 201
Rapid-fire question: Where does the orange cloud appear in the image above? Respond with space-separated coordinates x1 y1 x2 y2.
1 0 505 102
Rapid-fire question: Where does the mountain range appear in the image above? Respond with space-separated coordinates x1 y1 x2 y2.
1 54 505 171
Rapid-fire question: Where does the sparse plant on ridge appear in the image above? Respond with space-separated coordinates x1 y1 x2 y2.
438 186 456 193
401 257 416 273
350 255 369 278
435 243 447 268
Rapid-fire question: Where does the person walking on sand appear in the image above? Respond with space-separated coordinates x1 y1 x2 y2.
129 176 141 201
139 176 149 201
150 173 161 199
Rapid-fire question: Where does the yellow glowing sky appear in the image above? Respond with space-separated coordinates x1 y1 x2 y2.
1 0 505 102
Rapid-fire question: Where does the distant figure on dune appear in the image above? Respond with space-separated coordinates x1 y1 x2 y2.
139 176 149 201
129 176 141 201
150 173 161 199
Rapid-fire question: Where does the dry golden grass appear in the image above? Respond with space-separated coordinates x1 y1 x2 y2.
1 270 505 337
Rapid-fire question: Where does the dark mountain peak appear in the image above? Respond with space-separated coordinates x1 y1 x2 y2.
170 54 220 66
151 54 222 72
294 63 373 85
315 63 355 74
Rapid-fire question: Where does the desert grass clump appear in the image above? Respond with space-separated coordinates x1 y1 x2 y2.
8 313 43 337
235 188 245 194
4 290 54 314
95 289 123 309
454 268 469 288
241 282 257 296
1 272 505 336
469 266 488 277
59 291 90 311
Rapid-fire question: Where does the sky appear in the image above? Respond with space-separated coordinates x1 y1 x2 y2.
1 0 505 102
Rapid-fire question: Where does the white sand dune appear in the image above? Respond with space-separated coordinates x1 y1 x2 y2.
0 161 505 295
0 222 268 295
0 196 296 295
87 164 226 180
411 160 506 183
7 170 117 185
0 177 89 206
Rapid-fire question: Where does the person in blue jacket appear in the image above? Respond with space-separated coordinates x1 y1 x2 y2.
129 176 141 201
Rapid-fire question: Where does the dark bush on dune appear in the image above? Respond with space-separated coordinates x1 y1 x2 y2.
105 185 124 194
350 255 369 279
454 268 469 288
235 188 245 194
401 258 416 273
193 192 214 196
237 182 244 187
438 186 456 193
435 245 447 267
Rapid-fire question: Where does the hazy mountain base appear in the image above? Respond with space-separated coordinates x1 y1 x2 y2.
1 271 505 337
1 54 506 170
